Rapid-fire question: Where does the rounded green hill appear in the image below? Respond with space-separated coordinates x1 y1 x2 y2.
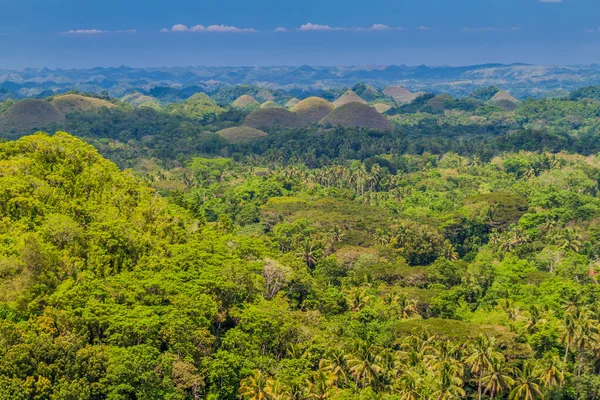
333 90 367 108
50 94 114 114
0 99 64 132
243 108 304 130
382 86 419 103
291 97 334 123
256 90 275 102
216 126 268 144
320 102 392 131
373 103 392 114
232 95 260 109
285 98 301 108
260 101 281 109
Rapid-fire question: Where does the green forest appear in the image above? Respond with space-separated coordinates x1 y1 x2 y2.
2 84 600 399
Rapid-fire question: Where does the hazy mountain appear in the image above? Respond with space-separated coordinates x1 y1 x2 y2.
2 64 600 100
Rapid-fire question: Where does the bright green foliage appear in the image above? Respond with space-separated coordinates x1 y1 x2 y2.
2 132 600 399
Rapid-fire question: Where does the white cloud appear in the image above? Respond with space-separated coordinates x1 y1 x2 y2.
274 27 288 32
161 24 256 33
462 26 520 33
586 27 600 33
171 24 189 32
297 22 403 32
418 26 430 31
62 29 136 35
63 29 106 34
368 24 392 31
299 23 336 31
206 24 257 33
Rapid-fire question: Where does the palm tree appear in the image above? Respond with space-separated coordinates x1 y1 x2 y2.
374 228 391 246
540 354 564 390
509 361 543 400
431 361 465 400
465 335 501 400
295 237 322 269
525 305 546 334
398 334 435 370
397 295 419 320
346 343 383 390
394 370 422 400
574 310 595 381
306 371 335 399
553 227 583 253
319 348 348 386
266 379 290 400
347 288 370 312
240 370 270 400
562 310 579 371
482 360 515 400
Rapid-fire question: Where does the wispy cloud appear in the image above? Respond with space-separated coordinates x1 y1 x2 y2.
299 23 337 31
297 22 404 32
62 29 136 35
418 26 431 31
160 24 257 33
586 27 600 33
368 24 393 31
274 27 288 32
462 26 521 33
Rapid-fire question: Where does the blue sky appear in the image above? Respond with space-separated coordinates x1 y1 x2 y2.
1 0 599 68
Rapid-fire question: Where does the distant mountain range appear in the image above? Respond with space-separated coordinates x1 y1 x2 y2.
2 64 600 100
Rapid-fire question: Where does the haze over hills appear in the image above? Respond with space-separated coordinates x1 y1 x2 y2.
3 63 600 100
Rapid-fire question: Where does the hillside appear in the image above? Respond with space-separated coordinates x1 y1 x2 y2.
243 108 304 130
491 89 519 103
291 97 334 123
260 101 281 109
168 93 225 119
216 126 268 144
50 93 115 114
382 86 420 103
0 99 64 133
320 102 392 130
285 98 301 108
232 94 260 109
372 103 392 113
333 90 367 107
122 91 161 108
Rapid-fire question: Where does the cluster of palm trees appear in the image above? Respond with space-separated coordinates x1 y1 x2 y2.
278 164 400 200
239 335 566 400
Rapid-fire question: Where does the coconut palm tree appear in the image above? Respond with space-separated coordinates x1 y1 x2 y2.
562 309 579 372
347 287 371 312
240 370 270 400
525 305 546 334
266 379 290 400
306 371 336 399
319 348 348 387
552 226 583 253
397 295 419 320
394 370 423 400
346 343 383 390
465 335 501 400
509 361 543 400
431 361 465 400
540 354 564 390
482 360 515 400
295 237 322 268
